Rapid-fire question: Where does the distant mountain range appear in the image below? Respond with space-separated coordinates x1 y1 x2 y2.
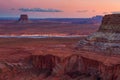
0 15 103 24
35 15 103 24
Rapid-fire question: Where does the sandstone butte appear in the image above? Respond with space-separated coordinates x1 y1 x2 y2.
0 14 120 80
18 14 31 23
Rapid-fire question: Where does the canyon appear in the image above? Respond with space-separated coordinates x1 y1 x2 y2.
0 14 120 80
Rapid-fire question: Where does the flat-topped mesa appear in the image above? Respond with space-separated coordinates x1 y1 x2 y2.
77 14 120 54
18 14 31 23
19 14 28 21
98 14 120 33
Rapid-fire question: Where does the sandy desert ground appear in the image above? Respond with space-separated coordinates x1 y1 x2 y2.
0 37 83 62
0 20 99 35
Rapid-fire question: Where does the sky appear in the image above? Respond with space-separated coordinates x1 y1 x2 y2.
0 0 120 18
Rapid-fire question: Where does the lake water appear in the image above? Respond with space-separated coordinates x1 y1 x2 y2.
0 35 87 38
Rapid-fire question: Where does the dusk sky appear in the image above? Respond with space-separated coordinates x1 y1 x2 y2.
0 0 120 18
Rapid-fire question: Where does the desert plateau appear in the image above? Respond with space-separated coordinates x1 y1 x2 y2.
0 0 120 80
0 14 119 80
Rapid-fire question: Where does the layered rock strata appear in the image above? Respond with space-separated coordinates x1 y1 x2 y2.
0 53 120 80
77 14 120 54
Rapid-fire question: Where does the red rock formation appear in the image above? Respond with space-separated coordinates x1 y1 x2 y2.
0 53 120 80
19 14 28 21
101 14 120 25
77 14 120 54
18 14 31 23
76 14 120 80
80 55 120 80
29 53 120 80
29 54 61 76
99 14 120 33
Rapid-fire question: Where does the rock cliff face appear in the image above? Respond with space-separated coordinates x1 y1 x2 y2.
77 14 120 54
22 54 120 80
99 14 120 33
0 53 120 80
73 14 120 80
0 54 83 80
30 54 61 76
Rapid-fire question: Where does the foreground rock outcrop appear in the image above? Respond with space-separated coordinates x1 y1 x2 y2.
75 14 120 80
77 14 120 54
0 54 85 80
0 53 120 80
